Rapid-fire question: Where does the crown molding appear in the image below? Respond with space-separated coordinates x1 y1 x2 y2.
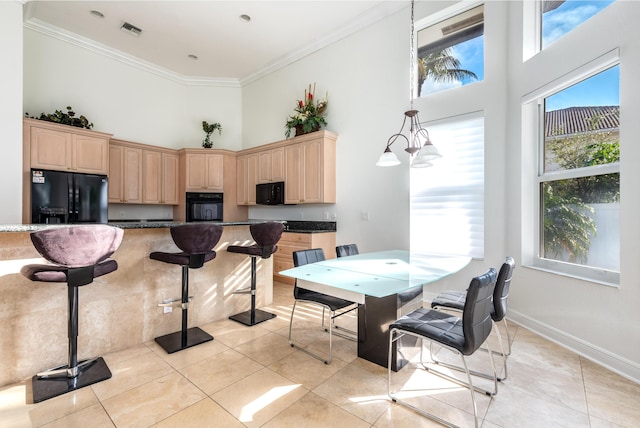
23 18 240 88
24 1 406 88
239 1 407 86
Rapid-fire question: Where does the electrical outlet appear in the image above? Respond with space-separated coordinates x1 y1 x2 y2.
299 212 304 220
323 211 329 220
361 211 370 221
119 211 126 218
163 306 172 313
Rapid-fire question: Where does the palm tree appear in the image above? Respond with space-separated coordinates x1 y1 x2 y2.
418 48 478 96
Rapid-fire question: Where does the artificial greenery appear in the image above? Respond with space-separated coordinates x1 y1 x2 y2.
285 83 328 138
25 106 93 129
202 120 222 148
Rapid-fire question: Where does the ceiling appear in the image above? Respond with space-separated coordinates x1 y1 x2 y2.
24 1 407 85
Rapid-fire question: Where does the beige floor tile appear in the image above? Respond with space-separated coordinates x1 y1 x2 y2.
269 349 349 389
202 319 272 349
263 391 370 428
40 403 115 428
509 327 583 379
374 398 478 428
590 415 629 428
483 380 590 427
312 361 391 424
24 386 99 428
101 371 206 428
580 357 640 427
92 347 174 401
234 331 297 365
180 348 263 395
0 382 36 428
151 397 245 428
211 367 308 428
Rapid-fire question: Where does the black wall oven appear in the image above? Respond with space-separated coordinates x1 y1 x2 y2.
186 192 223 222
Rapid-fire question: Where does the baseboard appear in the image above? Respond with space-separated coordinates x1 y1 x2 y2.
422 292 640 385
507 309 640 385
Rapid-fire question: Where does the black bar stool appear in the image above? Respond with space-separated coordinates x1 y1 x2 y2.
20 225 124 403
227 222 284 326
149 223 223 354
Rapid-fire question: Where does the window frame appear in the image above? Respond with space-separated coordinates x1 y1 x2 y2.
414 0 485 98
524 50 620 286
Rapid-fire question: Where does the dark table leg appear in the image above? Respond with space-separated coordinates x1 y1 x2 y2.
357 286 423 371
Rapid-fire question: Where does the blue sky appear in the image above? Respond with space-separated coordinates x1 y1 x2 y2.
421 0 618 104
543 0 618 111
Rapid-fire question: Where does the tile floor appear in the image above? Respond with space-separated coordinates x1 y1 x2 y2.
1 281 639 428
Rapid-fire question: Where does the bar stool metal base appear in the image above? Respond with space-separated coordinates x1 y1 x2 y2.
229 309 276 326
154 327 213 354
31 357 111 403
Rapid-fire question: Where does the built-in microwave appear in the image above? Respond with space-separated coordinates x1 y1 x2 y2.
186 192 223 222
256 182 285 205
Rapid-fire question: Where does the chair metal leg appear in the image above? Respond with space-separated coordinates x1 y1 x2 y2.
289 300 332 364
502 318 512 355
388 328 483 428
288 300 357 364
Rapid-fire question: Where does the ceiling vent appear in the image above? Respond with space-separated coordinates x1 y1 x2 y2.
121 22 142 36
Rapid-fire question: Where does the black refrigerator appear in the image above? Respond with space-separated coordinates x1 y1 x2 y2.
30 169 108 224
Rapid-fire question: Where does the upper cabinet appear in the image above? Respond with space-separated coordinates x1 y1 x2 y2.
236 130 336 206
108 139 178 205
108 142 142 203
142 149 179 205
183 150 224 192
25 118 111 175
257 147 285 183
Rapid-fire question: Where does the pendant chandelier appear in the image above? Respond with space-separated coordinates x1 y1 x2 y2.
376 0 442 168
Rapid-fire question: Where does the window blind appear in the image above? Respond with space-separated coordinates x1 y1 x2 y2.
410 114 484 258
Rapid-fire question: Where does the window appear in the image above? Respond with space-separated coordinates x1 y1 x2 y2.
416 3 484 97
410 113 484 258
537 64 620 282
541 0 615 50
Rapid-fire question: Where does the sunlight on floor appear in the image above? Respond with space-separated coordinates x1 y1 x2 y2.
238 384 302 422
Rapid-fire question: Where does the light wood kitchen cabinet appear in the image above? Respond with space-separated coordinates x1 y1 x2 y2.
25 118 111 175
273 231 336 285
236 153 258 205
257 147 284 183
108 142 142 203
284 135 336 204
142 149 179 205
236 130 337 206
183 151 224 191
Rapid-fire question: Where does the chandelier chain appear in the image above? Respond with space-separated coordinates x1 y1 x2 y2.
410 0 415 108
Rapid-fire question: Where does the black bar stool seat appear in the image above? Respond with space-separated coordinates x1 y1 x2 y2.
149 223 223 354
20 225 123 403
227 222 284 326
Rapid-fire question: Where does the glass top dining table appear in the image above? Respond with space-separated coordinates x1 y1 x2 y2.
278 250 471 300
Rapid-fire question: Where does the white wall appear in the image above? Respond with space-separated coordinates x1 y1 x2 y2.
506 1 640 382
23 30 242 150
0 1 24 224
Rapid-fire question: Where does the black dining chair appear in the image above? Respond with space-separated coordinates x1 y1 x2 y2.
388 268 498 428
335 244 359 257
431 257 515 380
288 248 358 364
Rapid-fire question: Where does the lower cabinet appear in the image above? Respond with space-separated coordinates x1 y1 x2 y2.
273 232 336 285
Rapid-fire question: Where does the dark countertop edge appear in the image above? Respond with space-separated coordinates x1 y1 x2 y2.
0 220 284 232
284 229 336 234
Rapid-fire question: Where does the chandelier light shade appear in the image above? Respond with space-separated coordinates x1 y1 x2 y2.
377 0 442 168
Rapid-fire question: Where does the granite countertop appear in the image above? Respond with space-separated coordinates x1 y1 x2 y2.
0 220 282 233
283 221 336 233
0 219 336 233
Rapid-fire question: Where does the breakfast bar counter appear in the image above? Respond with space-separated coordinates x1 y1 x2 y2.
0 222 277 387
